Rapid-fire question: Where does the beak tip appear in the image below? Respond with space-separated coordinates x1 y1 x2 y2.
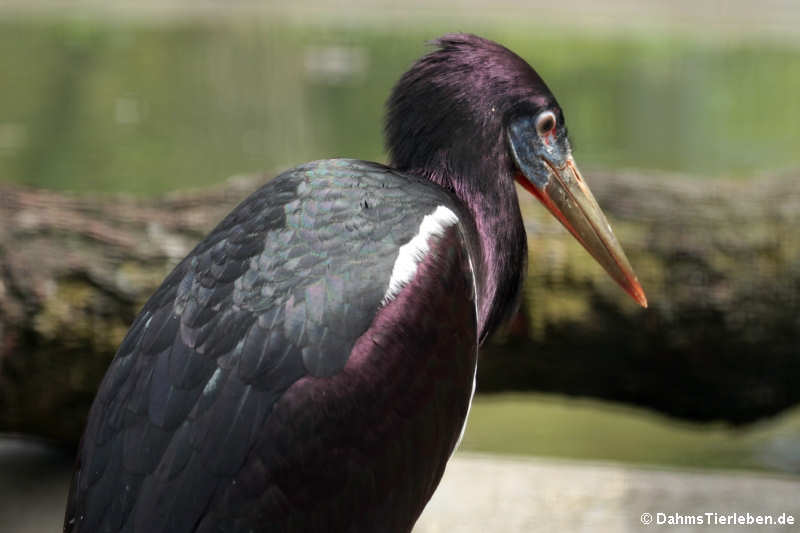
628 282 648 309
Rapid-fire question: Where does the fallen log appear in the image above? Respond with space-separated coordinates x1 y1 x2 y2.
1 170 798 445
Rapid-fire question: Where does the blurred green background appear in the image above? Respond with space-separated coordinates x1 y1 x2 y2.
3 5 800 195
2 1 800 478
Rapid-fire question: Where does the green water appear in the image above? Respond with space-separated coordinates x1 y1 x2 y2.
463 393 800 474
1 18 799 195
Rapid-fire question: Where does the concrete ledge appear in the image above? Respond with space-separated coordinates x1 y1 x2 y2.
3 439 798 533
416 453 800 532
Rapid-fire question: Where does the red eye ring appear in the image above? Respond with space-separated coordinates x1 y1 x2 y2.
536 111 557 136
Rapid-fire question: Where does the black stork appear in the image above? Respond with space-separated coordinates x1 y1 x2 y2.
65 34 646 533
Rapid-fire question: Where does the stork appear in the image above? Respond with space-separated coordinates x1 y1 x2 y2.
65 33 646 533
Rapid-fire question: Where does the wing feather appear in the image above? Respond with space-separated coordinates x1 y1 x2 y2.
66 159 468 532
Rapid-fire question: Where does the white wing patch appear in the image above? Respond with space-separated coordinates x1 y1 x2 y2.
453 364 477 454
381 205 459 305
454 237 480 454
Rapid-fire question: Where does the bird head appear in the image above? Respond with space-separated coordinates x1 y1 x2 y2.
386 33 647 309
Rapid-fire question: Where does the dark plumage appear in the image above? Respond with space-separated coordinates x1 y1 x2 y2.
65 34 645 533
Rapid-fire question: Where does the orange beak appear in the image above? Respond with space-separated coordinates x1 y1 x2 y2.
516 156 647 308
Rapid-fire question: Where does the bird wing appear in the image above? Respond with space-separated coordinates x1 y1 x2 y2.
64 159 475 532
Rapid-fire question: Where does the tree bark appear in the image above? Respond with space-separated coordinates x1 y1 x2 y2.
1 171 798 446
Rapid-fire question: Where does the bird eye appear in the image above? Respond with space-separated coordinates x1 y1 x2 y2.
535 111 557 136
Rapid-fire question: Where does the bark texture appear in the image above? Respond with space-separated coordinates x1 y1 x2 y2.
1 170 798 445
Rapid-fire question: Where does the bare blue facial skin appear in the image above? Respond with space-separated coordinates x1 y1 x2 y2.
507 113 571 190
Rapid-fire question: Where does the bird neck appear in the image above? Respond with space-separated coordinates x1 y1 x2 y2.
408 152 527 343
